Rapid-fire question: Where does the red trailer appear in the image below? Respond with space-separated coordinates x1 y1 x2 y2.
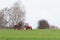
14 24 21 30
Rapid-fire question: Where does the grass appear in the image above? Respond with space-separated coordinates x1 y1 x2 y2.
0 29 60 40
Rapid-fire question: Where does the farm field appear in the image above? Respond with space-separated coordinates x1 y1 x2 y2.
0 29 60 40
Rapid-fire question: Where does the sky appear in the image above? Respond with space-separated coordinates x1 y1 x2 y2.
0 0 60 29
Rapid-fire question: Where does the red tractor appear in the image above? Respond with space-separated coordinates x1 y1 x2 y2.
24 23 32 30
14 23 32 30
14 24 21 30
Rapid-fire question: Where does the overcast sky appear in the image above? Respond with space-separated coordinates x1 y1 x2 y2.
0 0 60 29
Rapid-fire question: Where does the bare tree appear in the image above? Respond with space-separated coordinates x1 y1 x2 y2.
0 10 4 28
5 1 25 29
0 0 25 29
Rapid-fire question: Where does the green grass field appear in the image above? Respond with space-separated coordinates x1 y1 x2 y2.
0 29 60 40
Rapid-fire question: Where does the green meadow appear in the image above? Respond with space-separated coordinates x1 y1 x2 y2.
0 29 60 40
